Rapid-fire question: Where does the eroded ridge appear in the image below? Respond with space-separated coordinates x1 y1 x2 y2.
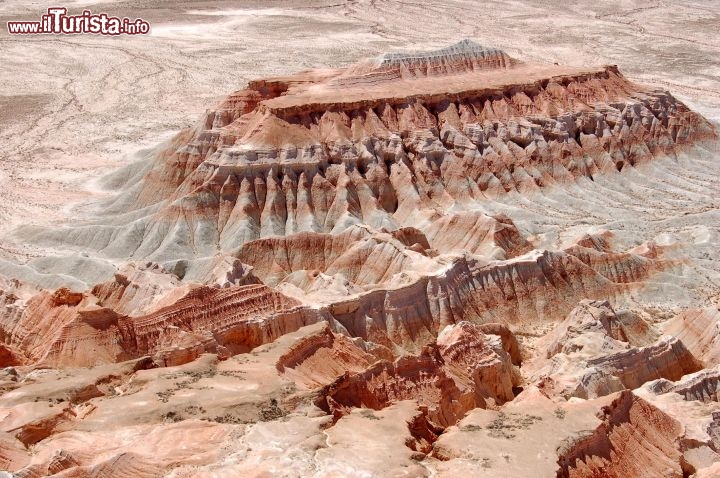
21 43 716 265
556 391 686 478
1 40 719 478
0 230 679 367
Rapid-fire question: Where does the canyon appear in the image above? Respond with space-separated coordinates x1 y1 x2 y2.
1 1 720 477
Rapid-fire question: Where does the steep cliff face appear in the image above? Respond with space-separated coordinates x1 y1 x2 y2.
556 391 685 478
650 365 720 403
664 308 720 366
529 300 703 400
574 337 703 398
126 284 320 355
2 217 677 368
1 39 717 477
311 321 519 429
0 280 328 367
328 243 672 351
23 43 715 265
0 233 671 368
93 76 712 263
234 225 438 287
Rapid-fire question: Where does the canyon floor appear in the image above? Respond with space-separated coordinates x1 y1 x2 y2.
1 1 720 477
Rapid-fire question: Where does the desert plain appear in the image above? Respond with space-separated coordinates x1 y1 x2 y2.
0 1 719 477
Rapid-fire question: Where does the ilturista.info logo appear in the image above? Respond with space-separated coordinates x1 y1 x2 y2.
7 7 150 35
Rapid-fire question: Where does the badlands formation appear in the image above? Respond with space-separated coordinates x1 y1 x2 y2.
1 31 720 478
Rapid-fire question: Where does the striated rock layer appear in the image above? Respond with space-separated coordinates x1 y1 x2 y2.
556 391 686 478
21 41 715 265
0 230 677 367
530 300 703 400
0 278 328 367
0 40 718 478
311 321 519 431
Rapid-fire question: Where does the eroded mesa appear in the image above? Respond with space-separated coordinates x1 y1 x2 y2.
1 39 719 478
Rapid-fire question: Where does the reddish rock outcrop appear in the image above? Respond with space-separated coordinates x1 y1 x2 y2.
436 322 518 405
530 299 702 399
235 225 437 287
0 344 21 367
0 283 327 367
151 327 225 368
664 308 720 367
556 391 686 478
125 284 322 356
8 225 673 368
0 294 124 367
329 244 670 351
543 299 657 358
276 325 377 389
313 321 519 429
574 337 702 398
1 40 717 477
27 42 714 264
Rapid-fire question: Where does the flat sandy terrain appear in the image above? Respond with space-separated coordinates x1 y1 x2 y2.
1 0 719 261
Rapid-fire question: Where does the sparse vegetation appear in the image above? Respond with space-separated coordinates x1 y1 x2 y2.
161 411 183 423
217 370 247 378
259 398 286 421
210 413 248 425
184 405 206 415
460 423 482 432
156 390 175 403
486 412 543 439
359 408 381 420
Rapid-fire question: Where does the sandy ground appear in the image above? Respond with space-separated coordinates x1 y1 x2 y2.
1 0 719 262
